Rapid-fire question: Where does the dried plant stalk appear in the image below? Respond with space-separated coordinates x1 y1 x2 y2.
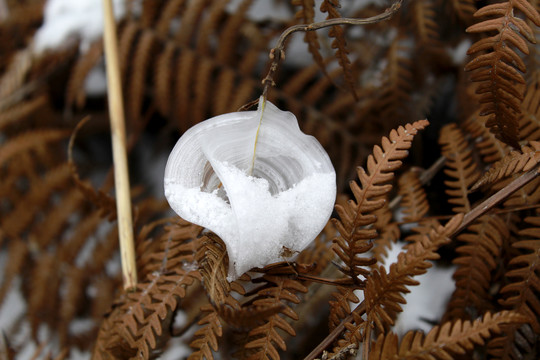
102 0 137 290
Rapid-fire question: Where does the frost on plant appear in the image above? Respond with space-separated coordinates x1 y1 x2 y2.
164 97 337 279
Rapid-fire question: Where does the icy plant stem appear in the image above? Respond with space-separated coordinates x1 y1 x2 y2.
249 97 266 176
102 0 137 290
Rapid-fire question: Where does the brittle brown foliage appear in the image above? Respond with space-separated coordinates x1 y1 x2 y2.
1 0 540 359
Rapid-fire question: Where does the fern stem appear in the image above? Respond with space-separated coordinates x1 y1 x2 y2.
102 0 137 290
455 166 540 235
261 0 403 99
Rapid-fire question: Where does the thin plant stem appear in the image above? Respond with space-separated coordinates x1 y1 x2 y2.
261 0 403 100
102 0 137 290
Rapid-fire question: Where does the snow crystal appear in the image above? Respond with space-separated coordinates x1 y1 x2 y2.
34 0 126 54
165 161 335 280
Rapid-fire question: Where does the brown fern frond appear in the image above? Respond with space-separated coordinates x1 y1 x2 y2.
363 214 462 335
0 47 33 100
188 304 222 360
519 74 540 141
411 0 440 48
465 0 540 149
332 119 429 283
65 40 103 110
398 169 429 222
292 0 327 77
94 219 201 359
369 311 527 359
371 222 401 266
328 286 360 332
472 141 540 191
243 275 308 359
485 214 540 359
215 0 253 66
32 188 85 249
0 240 28 306
0 128 69 167
58 266 87 346
0 94 48 131
127 30 157 126
195 234 241 309
488 323 537 360
319 0 357 99
27 253 62 339
444 214 509 321
68 117 117 220
500 216 540 332
448 0 476 25
439 123 480 213
463 108 512 164
1 163 72 238
155 0 187 36
375 37 414 120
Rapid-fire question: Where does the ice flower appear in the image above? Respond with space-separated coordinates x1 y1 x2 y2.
164 97 336 280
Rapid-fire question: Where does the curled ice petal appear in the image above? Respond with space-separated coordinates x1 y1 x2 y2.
164 97 336 280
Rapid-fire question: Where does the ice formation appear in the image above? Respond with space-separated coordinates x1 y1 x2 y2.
164 98 336 280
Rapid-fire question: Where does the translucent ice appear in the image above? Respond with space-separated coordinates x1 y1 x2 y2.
164 98 336 279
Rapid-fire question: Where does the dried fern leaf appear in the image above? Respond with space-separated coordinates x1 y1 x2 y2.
444 215 509 321
68 120 117 220
329 286 360 331
0 241 28 306
0 47 33 100
127 30 156 125
94 221 201 359
195 234 242 309
463 108 512 164
472 141 540 191
370 203 400 266
155 0 187 36
215 0 253 65
375 37 414 120
1 163 72 238
65 40 103 110
188 304 222 360
411 0 440 48
519 75 540 141
0 129 69 167
196 0 229 56
448 0 476 25
292 0 327 78
500 216 540 332
439 123 480 213
364 214 463 335
465 0 540 148
369 311 527 359
243 275 307 359
398 169 429 222
487 323 537 360
332 119 429 282
0 94 47 131
320 0 357 99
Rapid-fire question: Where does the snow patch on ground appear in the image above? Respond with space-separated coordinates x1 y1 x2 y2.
34 0 126 53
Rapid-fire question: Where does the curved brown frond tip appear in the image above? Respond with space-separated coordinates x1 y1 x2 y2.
368 311 527 360
465 1 540 149
320 0 358 99
188 304 222 360
332 119 429 283
439 123 480 213
472 141 540 191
